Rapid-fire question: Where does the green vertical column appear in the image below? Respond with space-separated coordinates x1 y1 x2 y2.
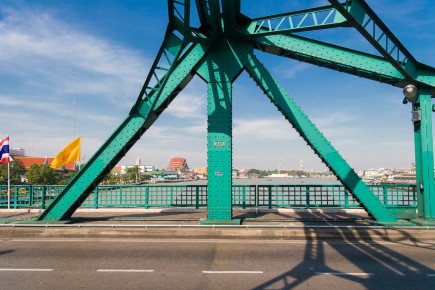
414 89 435 220
182 39 249 223
207 80 233 220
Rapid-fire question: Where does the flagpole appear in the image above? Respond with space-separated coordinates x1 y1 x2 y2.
7 160 10 210
79 135 82 170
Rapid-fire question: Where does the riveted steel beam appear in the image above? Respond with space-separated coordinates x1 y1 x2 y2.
253 33 402 84
169 0 190 32
413 89 435 220
251 33 435 92
245 53 397 222
206 78 233 220
195 0 222 37
38 42 209 221
221 0 241 30
196 39 251 221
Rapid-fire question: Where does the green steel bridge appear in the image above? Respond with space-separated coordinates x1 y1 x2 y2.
36 0 435 224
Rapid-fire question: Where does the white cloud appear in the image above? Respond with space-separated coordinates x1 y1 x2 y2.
312 111 357 128
143 122 205 145
165 92 206 119
234 118 298 141
273 62 312 79
0 6 153 160
0 7 148 105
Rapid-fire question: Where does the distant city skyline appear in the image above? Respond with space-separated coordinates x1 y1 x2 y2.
1 0 434 171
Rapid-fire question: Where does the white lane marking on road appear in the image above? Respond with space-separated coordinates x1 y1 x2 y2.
202 271 263 274
0 268 53 272
316 272 374 276
97 269 154 273
427 274 435 277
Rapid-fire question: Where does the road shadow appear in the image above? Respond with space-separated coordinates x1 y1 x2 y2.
251 211 435 290
0 250 15 256
234 209 368 225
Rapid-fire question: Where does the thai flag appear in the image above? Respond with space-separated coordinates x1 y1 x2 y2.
0 136 10 164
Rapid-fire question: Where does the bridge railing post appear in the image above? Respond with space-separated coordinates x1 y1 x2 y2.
305 186 310 209
93 187 99 209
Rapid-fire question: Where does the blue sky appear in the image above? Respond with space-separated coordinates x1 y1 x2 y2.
1 0 435 171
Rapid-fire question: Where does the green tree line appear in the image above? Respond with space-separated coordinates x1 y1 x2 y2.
0 161 150 185
0 160 75 185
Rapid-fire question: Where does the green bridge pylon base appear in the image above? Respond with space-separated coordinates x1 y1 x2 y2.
38 0 435 224
198 219 242 225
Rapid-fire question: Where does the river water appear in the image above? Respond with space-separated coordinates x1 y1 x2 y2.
169 177 341 186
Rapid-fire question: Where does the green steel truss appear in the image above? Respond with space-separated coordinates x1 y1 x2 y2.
39 0 435 222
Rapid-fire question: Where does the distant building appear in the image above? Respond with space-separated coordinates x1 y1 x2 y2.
166 157 189 172
144 165 155 172
194 166 208 179
112 166 122 175
194 166 207 175
11 148 25 156
238 169 248 178
360 165 418 184
120 165 155 174
269 173 291 178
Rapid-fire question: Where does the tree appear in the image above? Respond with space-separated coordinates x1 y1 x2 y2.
122 166 140 183
25 164 60 185
57 170 78 185
0 160 26 184
247 169 261 175
102 171 121 184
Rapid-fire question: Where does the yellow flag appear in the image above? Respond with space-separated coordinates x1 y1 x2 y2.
50 137 81 168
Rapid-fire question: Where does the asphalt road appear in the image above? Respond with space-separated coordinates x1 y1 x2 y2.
0 238 434 289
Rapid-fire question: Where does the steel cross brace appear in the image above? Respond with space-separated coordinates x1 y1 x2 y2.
247 3 348 36
328 0 417 79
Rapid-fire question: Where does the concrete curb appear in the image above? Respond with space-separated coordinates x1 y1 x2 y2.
1 225 434 242
0 207 368 214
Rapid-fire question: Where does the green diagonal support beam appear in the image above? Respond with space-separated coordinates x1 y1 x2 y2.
39 113 149 220
252 33 435 91
38 42 208 221
245 53 397 222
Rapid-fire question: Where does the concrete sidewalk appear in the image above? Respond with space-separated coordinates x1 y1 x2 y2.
0 207 372 225
0 208 434 242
